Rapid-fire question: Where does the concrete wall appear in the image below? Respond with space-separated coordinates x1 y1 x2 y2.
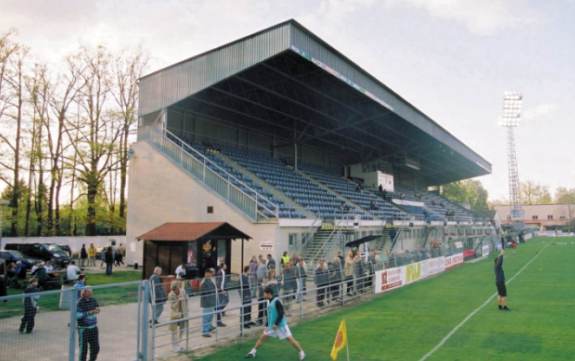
126 141 281 273
0 235 125 254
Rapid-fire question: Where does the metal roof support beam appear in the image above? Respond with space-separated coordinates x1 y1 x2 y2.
230 76 407 151
261 62 365 118
207 86 385 154
181 97 367 154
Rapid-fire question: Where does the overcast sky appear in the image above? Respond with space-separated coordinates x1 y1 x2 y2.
2 0 574 201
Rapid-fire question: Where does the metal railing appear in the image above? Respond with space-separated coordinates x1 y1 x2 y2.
0 280 143 361
148 266 378 360
140 126 279 221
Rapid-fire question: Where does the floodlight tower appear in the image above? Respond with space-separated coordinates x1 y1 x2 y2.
499 91 523 222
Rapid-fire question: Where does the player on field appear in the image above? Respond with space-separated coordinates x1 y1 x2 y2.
246 286 305 360
494 249 510 311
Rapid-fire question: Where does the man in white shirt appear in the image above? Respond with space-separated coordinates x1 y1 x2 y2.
67 261 81 282
175 263 187 279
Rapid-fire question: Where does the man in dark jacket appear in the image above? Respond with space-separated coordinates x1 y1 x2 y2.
328 258 342 303
104 248 113 276
314 260 329 307
149 267 166 323
200 268 217 337
240 266 255 329
19 278 40 334
76 288 100 361
283 261 297 304
495 249 510 311
80 244 88 268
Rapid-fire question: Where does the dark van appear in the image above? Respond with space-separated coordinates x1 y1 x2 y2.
4 243 70 268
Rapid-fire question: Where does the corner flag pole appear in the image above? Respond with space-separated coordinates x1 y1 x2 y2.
346 340 350 361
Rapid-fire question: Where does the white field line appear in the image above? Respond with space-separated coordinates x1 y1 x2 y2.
417 245 549 361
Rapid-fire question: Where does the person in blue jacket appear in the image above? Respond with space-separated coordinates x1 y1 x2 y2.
76 287 100 361
245 286 305 360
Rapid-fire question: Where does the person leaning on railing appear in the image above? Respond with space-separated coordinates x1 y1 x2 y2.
314 259 329 308
76 287 100 361
200 268 217 337
240 266 256 329
328 257 342 303
149 267 166 324
282 261 297 307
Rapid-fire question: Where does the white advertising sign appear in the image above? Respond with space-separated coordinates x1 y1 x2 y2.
421 256 446 278
444 253 464 269
374 266 405 293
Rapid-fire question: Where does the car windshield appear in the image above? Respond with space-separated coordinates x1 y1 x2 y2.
47 245 64 252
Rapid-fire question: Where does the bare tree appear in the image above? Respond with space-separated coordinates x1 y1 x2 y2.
67 46 122 236
0 33 28 236
29 65 50 235
111 49 147 233
44 53 83 235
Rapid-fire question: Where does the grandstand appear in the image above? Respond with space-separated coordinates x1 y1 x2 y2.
126 20 494 270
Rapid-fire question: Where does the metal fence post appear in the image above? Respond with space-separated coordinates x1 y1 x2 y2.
140 280 150 361
239 274 244 337
68 288 77 361
136 281 142 359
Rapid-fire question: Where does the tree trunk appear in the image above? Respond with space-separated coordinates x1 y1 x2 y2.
85 169 99 236
10 59 23 236
119 123 128 231
24 107 38 236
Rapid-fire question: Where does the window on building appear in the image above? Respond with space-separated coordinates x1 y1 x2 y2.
507 215 512 221
532 215 538 220
547 215 554 220
560 216 566 220
288 233 298 246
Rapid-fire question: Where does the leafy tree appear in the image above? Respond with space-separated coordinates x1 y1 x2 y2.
442 179 493 217
555 187 575 204
520 181 552 205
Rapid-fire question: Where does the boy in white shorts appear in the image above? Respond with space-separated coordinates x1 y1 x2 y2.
246 286 305 360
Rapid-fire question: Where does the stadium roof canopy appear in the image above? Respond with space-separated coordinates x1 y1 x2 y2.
139 20 491 185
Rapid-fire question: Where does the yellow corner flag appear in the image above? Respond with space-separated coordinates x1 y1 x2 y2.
330 320 349 361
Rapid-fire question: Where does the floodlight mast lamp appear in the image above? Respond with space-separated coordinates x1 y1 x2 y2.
499 91 523 221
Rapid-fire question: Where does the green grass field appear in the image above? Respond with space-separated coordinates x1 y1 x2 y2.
195 237 575 361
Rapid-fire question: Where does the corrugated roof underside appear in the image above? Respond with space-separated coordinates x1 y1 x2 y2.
139 23 292 116
290 25 490 173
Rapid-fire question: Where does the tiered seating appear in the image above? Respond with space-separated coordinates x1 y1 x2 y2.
301 165 408 221
420 192 474 222
204 148 305 219
216 145 368 220
169 133 305 219
387 188 444 221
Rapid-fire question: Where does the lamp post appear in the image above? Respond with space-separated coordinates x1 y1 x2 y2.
499 92 523 225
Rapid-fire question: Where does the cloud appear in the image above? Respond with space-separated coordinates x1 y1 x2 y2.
385 0 539 35
522 103 558 122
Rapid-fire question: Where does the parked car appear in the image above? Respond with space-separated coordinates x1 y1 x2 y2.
0 250 38 268
57 244 72 257
4 243 70 268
